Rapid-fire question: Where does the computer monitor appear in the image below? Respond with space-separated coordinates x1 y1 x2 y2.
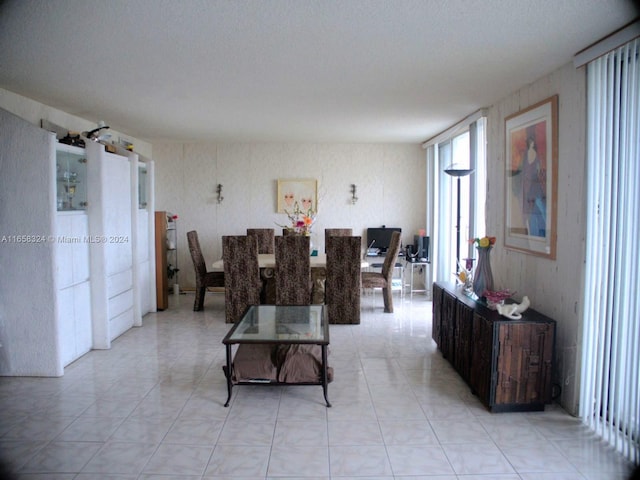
366 227 401 254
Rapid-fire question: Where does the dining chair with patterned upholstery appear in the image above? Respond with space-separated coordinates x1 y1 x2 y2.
324 228 353 252
246 228 275 254
361 230 402 313
187 230 225 311
275 235 311 305
325 235 362 324
222 235 262 323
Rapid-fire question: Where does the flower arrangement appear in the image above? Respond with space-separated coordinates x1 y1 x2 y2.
470 235 496 248
279 201 316 236
455 260 474 291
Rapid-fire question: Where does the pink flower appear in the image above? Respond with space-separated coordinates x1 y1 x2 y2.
277 201 317 235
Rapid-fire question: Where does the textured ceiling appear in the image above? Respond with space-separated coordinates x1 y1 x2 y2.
0 0 638 143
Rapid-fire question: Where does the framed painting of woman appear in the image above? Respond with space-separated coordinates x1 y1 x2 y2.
504 95 558 259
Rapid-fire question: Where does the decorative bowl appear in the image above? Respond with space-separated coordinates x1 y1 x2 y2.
484 289 515 310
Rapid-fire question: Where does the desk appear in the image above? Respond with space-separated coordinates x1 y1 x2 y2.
221 305 330 407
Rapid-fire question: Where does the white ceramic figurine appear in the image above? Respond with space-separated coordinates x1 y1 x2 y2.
496 296 530 320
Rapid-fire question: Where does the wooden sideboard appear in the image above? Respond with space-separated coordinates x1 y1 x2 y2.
432 281 556 412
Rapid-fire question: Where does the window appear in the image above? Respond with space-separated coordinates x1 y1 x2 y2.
425 114 487 284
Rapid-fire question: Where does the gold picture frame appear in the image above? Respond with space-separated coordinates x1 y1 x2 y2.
504 95 558 259
277 178 317 213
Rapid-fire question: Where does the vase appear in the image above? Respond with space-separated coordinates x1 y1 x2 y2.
472 246 494 299
307 233 314 254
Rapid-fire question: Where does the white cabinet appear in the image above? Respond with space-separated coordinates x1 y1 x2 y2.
87 141 134 348
134 160 156 319
57 280 92 366
0 106 155 376
55 206 92 366
55 211 90 288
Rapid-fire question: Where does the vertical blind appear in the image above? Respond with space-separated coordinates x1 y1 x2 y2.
581 37 640 464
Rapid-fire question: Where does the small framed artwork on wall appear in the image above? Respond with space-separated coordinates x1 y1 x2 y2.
504 95 558 259
277 178 317 213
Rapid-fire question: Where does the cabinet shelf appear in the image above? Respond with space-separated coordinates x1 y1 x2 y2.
155 211 178 310
56 144 87 211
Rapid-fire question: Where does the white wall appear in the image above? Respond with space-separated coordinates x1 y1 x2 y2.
152 143 426 290
485 62 586 414
0 108 61 375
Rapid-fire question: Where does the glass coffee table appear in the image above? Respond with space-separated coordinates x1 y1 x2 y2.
222 304 331 407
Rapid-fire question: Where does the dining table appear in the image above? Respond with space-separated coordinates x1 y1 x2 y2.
211 253 369 271
212 253 370 304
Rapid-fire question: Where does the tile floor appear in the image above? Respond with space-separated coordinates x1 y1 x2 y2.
0 291 636 479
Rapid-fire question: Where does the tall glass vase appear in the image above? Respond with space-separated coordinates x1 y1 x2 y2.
472 246 494 299
307 232 314 254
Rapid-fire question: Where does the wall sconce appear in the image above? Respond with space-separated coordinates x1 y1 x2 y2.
216 184 224 204
350 184 358 204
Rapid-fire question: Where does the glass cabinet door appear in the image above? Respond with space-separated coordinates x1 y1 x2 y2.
138 163 148 209
56 145 87 211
